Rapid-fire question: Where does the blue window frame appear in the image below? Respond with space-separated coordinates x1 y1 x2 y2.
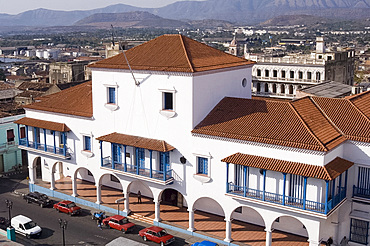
159 152 170 172
163 92 173 110
197 157 208 175
289 174 304 199
137 148 145 168
350 218 369 245
84 136 91 151
108 87 116 104
112 144 121 163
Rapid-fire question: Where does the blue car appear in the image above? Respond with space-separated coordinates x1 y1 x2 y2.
191 241 218 246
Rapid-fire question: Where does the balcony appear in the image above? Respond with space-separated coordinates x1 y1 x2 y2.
353 186 370 200
18 138 71 159
101 156 174 185
228 183 346 214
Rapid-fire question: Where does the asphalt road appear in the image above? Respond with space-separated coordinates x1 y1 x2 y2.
0 175 190 246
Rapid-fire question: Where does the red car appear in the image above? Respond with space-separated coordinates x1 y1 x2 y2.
139 226 175 245
53 200 81 216
102 215 135 233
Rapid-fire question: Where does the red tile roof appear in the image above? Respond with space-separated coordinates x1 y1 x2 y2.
14 117 70 132
88 34 254 73
193 96 370 151
221 153 353 181
96 132 175 152
24 81 92 118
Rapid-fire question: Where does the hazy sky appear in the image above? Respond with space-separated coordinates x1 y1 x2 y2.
0 0 204 15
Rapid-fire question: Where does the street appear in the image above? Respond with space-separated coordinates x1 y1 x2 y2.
0 175 190 246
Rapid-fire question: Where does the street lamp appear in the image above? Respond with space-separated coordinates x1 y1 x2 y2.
58 218 67 246
5 199 13 222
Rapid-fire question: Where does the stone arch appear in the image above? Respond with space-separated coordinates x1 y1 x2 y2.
268 215 309 239
158 188 188 208
72 166 96 198
229 205 266 227
32 156 42 179
97 172 124 206
191 196 225 217
73 166 95 183
127 180 154 200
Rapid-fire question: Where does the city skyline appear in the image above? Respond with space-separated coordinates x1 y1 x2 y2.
0 0 205 15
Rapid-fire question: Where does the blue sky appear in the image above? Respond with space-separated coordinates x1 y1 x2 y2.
0 0 204 15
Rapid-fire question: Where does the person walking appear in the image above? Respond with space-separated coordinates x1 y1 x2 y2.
137 190 142 204
97 216 103 230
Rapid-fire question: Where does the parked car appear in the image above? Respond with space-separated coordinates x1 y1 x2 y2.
23 192 52 207
53 200 81 215
102 215 135 233
139 226 175 245
11 215 42 238
191 241 218 246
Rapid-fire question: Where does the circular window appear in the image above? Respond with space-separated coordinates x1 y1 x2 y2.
242 78 247 87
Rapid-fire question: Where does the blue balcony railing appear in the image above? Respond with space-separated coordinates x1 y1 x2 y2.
19 138 70 158
101 157 173 183
228 183 343 214
353 186 370 199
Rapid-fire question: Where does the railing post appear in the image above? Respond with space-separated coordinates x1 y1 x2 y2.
283 173 286 206
149 150 153 178
111 143 115 169
53 131 56 154
325 180 329 214
226 163 229 193
100 141 103 167
303 177 307 210
339 173 343 201
345 170 348 197
43 129 47 151
263 169 266 201
124 145 127 172
243 166 247 197
17 124 20 144
34 127 38 149
163 152 167 182
136 148 139 175
63 132 67 156
26 126 29 147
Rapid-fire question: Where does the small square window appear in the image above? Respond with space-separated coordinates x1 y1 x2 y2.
163 92 173 110
111 175 119 183
7 129 15 143
197 157 208 175
20 127 26 139
84 136 91 151
108 87 116 104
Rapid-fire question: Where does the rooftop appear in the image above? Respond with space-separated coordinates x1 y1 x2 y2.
89 34 254 73
297 81 352 98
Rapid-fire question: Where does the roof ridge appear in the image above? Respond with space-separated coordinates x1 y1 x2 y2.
179 35 195 73
322 163 333 180
288 98 328 151
346 96 370 123
310 97 346 137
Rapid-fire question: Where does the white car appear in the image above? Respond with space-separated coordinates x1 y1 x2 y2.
11 215 42 238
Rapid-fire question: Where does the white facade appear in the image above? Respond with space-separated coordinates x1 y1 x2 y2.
19 36 370 246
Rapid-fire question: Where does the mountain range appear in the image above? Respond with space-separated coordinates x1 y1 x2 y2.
0 0 369 27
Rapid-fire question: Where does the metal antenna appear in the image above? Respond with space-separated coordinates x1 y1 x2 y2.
111 25 139 86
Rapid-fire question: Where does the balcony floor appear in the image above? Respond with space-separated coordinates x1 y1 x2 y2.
38 177 309 246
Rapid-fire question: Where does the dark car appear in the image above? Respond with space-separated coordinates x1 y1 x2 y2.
0 217 10 230
139 226 175 246
53 200 81 215
23 192 52 208
102 215 135 233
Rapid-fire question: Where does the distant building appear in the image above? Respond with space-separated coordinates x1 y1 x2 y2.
296 81 352 98
247 37 355 99
49 61 89 84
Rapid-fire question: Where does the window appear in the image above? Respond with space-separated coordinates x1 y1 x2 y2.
281 84 285 94
264 83 269 93
273 70 277 78
163 92 173 110
281 70 286 78
257 69 261 77
83 136 91 151
20 127 26 139
110 175 120 183
290 71 294 79
316 72 321 81
241 78 247 87
307 72 312 80
7 129 15 143
256 83 261 92
272 84 277 93
108 87 116 104
350 219 369 244
298 71 303 79
197 157 208 175
265 70 269 77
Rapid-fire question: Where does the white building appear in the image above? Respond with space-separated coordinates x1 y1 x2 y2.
15 34 370 246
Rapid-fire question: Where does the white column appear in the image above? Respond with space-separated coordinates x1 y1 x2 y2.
72 177 78 197
308 240 321 246
96 184 101 204
28 167 35 184
265 228 272 246
224 219 232 243
154 199 161 222
124 191 131 214
50 170 55 190
187 209 195 232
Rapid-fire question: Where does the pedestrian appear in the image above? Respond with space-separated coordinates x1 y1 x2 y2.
97 216 103 230
137 190 142 204
340 236 349 246
326 237 333 246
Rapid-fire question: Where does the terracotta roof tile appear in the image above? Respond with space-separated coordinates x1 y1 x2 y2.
14 117 70 132
221 153 353 180
88 34 254 73
24 81 92 118
96 132 175 152
347 90 370 119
